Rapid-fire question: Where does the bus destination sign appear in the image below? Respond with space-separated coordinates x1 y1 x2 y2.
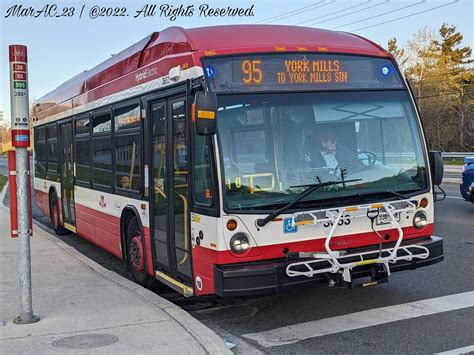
276 59 348 84
203 54 403 93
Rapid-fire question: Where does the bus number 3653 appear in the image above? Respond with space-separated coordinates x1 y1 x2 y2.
324 215 351 227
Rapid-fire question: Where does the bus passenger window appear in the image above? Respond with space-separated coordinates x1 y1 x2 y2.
47 124 58 173
75 116 90 135
92 137 112 188
34 126 47 176
92 112 111 133
115 104 140 130
115 134 141 191
75 139 91 185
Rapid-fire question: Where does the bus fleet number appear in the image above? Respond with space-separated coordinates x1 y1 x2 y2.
323 214 351 228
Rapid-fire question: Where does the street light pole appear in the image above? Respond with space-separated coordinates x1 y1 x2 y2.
9 44 39 325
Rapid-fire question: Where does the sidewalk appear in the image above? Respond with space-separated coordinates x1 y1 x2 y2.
0 185 231 354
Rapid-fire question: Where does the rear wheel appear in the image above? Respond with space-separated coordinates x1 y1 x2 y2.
49 192 67 235
126 216 154 287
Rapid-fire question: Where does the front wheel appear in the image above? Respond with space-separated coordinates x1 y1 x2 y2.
126 216 153 287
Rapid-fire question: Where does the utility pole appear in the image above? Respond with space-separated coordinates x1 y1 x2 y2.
9 44 40 325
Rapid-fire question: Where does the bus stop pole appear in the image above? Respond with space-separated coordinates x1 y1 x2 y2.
9 44 40 325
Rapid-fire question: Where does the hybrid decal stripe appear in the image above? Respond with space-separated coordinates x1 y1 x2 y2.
33 66 203 125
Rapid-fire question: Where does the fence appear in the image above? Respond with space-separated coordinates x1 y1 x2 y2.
441 152 474 158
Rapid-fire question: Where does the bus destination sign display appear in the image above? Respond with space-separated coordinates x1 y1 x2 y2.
203 54 403 93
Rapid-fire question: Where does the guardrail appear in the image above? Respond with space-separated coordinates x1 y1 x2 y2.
441 152 473 158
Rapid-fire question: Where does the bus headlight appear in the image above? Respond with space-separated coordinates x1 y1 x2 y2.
230 233 250 253
413 211 428 229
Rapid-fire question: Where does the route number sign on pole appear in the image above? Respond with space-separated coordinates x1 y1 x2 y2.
9 44 40 325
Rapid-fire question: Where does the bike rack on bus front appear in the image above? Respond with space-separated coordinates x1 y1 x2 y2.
285 200 430 284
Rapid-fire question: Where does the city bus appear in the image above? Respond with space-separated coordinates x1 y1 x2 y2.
32 25 444 297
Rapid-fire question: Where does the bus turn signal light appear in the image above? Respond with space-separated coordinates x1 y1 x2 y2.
197 110 215 119
227 219 237 231
419 198 428 208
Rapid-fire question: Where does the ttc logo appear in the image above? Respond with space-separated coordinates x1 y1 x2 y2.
283 218 298 234
99 195 107 209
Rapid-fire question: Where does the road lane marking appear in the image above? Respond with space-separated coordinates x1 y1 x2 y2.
436 345 474 354
243 291 474 348
445 196 464 200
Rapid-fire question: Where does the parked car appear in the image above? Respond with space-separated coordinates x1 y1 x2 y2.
460 157 474 202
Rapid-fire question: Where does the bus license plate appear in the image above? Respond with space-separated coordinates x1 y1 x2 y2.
376 212 401 225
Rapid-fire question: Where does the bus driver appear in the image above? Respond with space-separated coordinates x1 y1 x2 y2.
306 125 355 175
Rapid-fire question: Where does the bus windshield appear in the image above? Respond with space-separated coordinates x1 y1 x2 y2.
216 91 428 211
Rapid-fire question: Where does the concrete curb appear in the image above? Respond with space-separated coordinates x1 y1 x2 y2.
1 175 231 353
34 225 232 355
1 201 232 355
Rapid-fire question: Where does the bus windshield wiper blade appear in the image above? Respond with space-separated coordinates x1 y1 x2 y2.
255 178 361 228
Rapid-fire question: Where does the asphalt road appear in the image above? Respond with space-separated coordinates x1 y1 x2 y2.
193 184 474 354
1 155 473 354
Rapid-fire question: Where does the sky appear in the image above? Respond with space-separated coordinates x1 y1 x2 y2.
0 0 472 125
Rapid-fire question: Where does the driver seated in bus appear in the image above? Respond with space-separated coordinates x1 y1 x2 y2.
307 124 360 174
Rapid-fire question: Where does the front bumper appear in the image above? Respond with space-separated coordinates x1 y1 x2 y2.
214 236 443 297
460 182 474 202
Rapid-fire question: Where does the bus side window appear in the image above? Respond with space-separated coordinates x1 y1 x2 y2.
75 115 91 186
91 111 113 190
115 133 142 191
194 135 214 206
46 124 58 173
114 102 142 192
34 126 47 176
75 139 91 185
92 137 113 189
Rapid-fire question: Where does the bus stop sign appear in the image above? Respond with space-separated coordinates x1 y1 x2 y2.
9 45 30 147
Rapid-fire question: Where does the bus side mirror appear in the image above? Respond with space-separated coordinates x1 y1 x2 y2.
194 91 217 136
429 150 444 186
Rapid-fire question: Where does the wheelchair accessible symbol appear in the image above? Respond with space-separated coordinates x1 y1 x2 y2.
283 218 298 234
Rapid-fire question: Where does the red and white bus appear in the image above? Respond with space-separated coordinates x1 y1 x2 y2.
33 25 444 297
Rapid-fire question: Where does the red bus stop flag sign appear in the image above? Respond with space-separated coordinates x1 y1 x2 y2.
9 45 30 147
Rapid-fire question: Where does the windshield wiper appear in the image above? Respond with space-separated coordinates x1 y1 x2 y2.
255 178 361 227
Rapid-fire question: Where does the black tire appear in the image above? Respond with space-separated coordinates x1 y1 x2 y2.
49 192 68 235
126 216 154 287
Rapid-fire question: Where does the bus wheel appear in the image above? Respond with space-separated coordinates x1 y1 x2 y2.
127 216 152 287
49 192 67 235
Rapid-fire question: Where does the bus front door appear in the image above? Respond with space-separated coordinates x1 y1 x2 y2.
150 98 192 292
59 122 76 231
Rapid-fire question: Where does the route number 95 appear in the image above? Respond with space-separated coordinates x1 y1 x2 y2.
242 60 263 84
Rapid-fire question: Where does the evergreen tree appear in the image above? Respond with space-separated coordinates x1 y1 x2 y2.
389 24 473 151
